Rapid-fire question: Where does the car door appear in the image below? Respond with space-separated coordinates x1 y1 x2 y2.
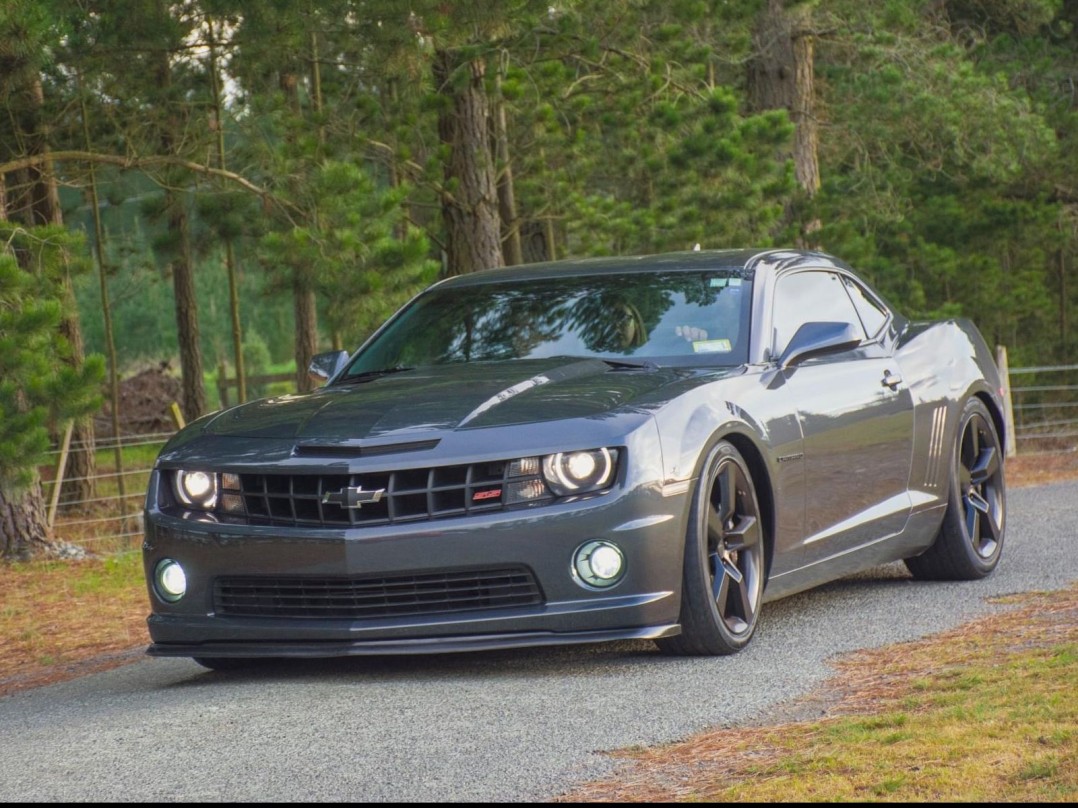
769 269 914 574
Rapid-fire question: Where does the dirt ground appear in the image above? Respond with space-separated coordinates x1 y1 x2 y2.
93 362 183 436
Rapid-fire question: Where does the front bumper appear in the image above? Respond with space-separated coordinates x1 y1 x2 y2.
143 479 689 658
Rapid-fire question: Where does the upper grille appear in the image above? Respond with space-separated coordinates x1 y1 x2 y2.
234 461 517 528
214 566 543 619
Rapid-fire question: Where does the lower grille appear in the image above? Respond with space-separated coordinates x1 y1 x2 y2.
214 566 543 619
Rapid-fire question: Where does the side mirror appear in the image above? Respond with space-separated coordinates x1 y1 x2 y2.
778 322 862 370
308 350 350 385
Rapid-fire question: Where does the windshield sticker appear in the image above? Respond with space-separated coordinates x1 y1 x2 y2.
693 339 732 353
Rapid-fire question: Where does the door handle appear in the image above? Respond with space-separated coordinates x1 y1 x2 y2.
882 371 902 390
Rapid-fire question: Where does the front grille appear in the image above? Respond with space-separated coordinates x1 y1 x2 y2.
234 461 521 527
214 566 543 619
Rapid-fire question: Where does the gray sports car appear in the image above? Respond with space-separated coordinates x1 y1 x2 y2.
142 249 1007 667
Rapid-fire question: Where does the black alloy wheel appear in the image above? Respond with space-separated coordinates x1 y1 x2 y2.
659 440 766 655
906 397 1006 581
958 407 1004 560
708 454 764 635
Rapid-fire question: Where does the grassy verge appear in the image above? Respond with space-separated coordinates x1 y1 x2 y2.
0 553 149 695
557 584 1078 802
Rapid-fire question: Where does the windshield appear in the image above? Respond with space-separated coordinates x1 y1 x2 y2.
341 270 751 377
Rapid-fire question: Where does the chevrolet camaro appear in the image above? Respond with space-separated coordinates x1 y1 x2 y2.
142 249 1007 668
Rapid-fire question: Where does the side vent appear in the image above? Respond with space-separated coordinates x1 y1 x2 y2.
924 405 947 489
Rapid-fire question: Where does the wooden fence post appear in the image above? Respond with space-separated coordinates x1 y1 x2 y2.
996 345 1017 458
169 402 186 430
47 421 75 529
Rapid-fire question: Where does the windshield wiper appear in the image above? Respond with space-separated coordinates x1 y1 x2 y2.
338 366 415 384
600 358 658 371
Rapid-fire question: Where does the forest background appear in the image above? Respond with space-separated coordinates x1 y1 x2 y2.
2 0 1077 559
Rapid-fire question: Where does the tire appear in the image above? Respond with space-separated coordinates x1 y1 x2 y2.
192 656 256 671
905 397 1006 581
658 440 767 656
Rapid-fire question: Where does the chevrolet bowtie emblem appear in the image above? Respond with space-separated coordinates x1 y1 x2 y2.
322 486 386 509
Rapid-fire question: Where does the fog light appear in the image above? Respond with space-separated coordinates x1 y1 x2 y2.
155 559 187 602
572 540 625 589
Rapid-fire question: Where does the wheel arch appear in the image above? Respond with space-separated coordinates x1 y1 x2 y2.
973 389 1006 453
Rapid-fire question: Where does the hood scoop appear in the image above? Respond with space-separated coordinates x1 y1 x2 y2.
293 438 441 458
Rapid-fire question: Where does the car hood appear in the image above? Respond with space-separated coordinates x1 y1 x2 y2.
200 358 721 442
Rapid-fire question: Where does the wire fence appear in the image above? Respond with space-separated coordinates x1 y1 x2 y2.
1008 362 1078 452
41 430 172 557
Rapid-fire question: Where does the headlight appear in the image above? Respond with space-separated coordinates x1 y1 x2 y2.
542 448 618 497
173 470 218 509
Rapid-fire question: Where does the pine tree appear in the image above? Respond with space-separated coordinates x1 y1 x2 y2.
0 224 104 560
0 0 100 506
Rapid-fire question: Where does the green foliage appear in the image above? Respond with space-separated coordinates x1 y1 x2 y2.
238 329 272 399
9 0 1078 380
0 226 104 490
258 161 438 346
812 0 1076 362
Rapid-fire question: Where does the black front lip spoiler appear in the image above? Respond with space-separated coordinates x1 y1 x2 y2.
147 624 681 658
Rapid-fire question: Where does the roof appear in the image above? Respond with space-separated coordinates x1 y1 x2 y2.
435 248 850 289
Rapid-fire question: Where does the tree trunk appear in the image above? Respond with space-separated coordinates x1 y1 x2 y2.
433 50 504 276
747 0 795 114
0 478 50 561
493 68 523 266
279 67 321 390
747 0 820 240
1060 244 1068 359
209 20 246 405
157 50 207 422
0 164 52 562
790 27 820 199
21 75 98 506
294 282 318 393
57 276 98 507
168 191 207 421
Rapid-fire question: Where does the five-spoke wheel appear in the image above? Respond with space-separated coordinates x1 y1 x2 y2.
906 396 1006 580
659 440 766 655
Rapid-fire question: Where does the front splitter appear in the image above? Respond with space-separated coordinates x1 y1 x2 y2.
147 624 681 658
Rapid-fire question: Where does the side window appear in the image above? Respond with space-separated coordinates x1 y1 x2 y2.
772 271 865 358
842 277 889 339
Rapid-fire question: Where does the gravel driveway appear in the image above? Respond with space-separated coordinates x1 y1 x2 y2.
1 482 1074 802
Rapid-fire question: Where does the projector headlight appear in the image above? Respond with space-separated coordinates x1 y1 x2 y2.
541 448 618 497
173 470 218 509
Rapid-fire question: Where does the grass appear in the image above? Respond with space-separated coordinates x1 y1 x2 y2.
557 585 1078 802
0 552 148 694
